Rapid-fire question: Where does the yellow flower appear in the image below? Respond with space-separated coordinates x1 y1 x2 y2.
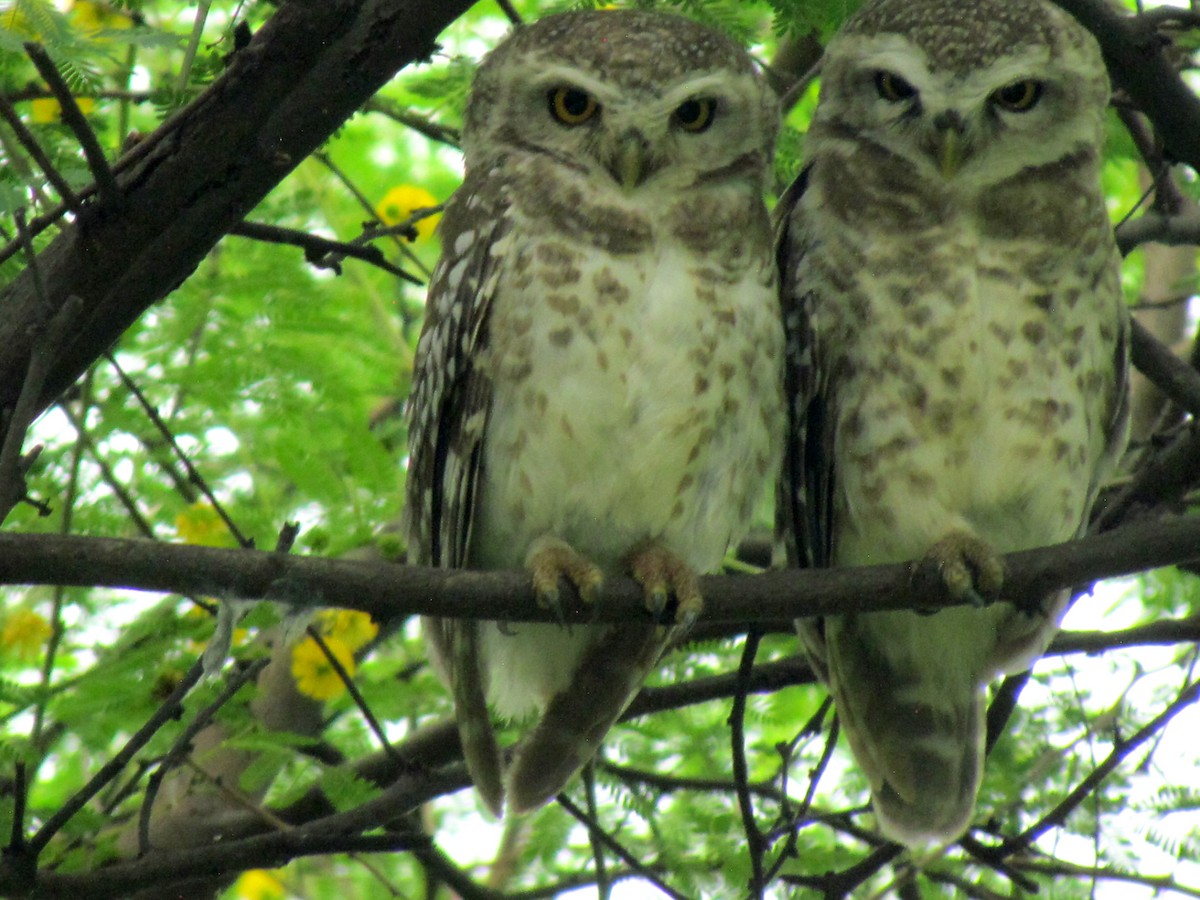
291 635 354 700
69 1 133 34
175 502 234 547
231 869 285 900
315 609 378 652
30 97 96 123
375 184 441 241
2 610 53 662
31 99 60 124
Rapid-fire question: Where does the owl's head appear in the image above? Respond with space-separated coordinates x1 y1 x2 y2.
811 0 1110 185
463 10 778 194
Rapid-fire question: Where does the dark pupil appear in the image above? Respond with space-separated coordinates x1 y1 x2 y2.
1000 82 1038 107
561 89 590 116
876 71 914 100
677 100 703 124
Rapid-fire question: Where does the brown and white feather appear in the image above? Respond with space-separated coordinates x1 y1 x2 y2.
406 9 784 815
776 0 1129 846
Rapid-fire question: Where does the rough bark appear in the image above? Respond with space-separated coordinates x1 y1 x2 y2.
0 0 475 436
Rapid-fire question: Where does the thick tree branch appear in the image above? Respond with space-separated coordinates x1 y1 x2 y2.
0 515 1195 626
1129 319 1200 420
1053 0 1200 172
1117 209 1200 255
0 0 475 441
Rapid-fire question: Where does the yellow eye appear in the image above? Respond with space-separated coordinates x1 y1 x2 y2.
549 87 599 126
673 98 716 133
991 80 1043 112
874 71 917 103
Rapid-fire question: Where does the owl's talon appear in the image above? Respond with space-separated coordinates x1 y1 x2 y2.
962 586 988 609
626 541 703 625
525 536 605 613
646 585 669 617
676 596 702 630
913 530 1004 610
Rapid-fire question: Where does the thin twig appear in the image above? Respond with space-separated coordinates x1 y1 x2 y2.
27 657 207 856
228 221 422 284
0 93 80 208
138 658 270 854
806 843 905 899
555 794 689 900
8 761 27 853
365 98 461 147
413 841 506 900
581 764 610 900
763 698 837 857
304 627 408 767
999 676 1200 855
24 43 121 210
105 353 254 549
957 835 1040 892
600 761 785 800
730 630 766 898
178 2 212 91
0 214 80 522
1011 856 1200 897
495 0 522 25
55 403 156 538
314 151 432 281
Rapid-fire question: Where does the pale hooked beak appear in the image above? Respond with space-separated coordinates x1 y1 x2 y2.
607 129 656 190
930 110 967 178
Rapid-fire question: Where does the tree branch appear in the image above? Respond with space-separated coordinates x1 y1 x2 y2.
1117 209 1200 255
0 0 474 441
0 514 1195 626
1053 0 1200 172
1129 318 1200 420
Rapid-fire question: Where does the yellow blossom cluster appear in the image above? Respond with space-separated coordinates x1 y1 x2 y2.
30 96 96 124
374 184 441 241
2 609 52 662
6 2 134 123
175 502 235 548
290 609 379 701
230 868 285 900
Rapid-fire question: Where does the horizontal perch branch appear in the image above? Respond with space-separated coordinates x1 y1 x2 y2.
0 513 1196 624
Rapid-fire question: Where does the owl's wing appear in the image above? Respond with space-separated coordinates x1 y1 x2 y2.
406 167 511 815
774 169 837 682
774 167 985 843
406 170 507 571
774 167 832 573
1093 296 1131 515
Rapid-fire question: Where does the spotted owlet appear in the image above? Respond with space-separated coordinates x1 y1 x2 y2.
405 10 782 816
776 0 1129 847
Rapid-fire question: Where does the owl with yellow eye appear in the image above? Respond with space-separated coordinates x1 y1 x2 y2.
775 0 1129 846
404 10 784 814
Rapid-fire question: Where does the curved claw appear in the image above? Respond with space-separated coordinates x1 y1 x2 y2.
913 530 1004 610
625 541 703 626
525 536 605 614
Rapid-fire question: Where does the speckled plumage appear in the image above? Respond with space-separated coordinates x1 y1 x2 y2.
406 9 782 815
776 0 1128 846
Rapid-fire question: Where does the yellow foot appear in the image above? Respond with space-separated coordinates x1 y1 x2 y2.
913 530 1004 609
625 540 703 627
524 536 604 610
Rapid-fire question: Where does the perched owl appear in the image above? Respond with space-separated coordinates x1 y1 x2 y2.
776 0 1129 846
405 10 783 816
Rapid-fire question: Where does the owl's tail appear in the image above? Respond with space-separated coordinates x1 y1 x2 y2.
506 624 667 815
823 609 989 848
